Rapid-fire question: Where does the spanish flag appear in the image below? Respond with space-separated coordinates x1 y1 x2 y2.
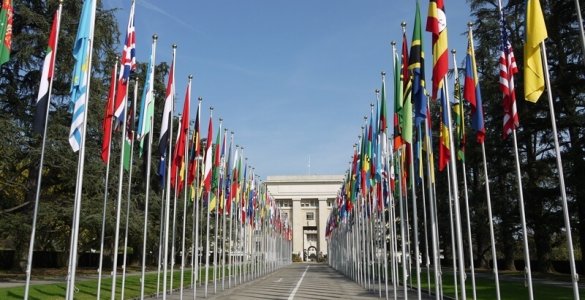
426 0 449 101
524 0 548 103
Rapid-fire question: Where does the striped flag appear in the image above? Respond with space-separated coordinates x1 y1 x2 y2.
113 0 136 125
68 0 96 152
410 1 426 126
203 114 214 194
463 29 485 143
101 64 117 162
0 0 13 66
171 79 191 190
498 6 519 139
136 38 156 155
158 50 175 185
187 99 201 186
453 77 465 162
426 0 449 100
438 89 450 171
34 9 61 134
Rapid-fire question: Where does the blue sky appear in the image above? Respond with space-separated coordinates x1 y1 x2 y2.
103 0 472 179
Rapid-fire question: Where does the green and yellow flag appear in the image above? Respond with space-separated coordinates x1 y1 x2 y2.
0 0 13 65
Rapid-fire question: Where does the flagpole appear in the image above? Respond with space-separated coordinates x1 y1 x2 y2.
170 151 180 294
65 2 97 299
423 100 440 300
408 135 422 300
213 119 224 293
221 131 232 291
24 3 63 299
96 59 117 300
111 69 131 300
180 75 193 300
228 146 236 289
574 0 585 62
120 78 138 300
451 49 477 300
192 97 203 298
417 125 432 296
445 162 459 300
204 107 214 297
479 142 501 299
139 34 158 300
540 42 580 300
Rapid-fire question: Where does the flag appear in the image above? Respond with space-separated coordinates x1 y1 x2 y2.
438 89 450 171
499 6 519 138
209 125 222 212
136 39 156 155
393 49 403 151
463 29 485 143
68 0 96 152
0 0 13 65
122 86 136 172
113 0 136 125
379 75 388 133
203 115 214 194
426 0 449 100
171 79 190 190
158 52 174 186
401 33 413 145
410 1 427 126
187 100 201 186
453 77 465 162
524 0 548 103
100 64 117 162
34 9 60 135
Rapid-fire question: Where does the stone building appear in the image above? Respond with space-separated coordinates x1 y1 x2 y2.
265 175 343 261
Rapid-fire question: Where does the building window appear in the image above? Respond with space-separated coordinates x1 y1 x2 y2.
327 199 334 207
306 212 315 221
307 233 318 243
301 199 317 207
278 199 292 208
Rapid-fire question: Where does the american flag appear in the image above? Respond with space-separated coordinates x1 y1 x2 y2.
499 8 519 139
113 0 136 124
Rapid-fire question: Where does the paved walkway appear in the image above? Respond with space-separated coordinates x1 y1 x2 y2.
160 263 428 300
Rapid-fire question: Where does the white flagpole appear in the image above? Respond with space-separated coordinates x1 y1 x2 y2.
451 49 477 300
228 146 236 289
204 107 214 297
180 75 193 300
221 131 232 291
120 78 138 300
97 60 117 300
213 120 224 293
25 4 63 299
157 182 166 297
574 0 585 61
192 96 202 299
540 42 580 299
443 78 467 300
408 143 421 300
445 163 459 300
65 1 97 299
170 153 180 294
139 34 158 300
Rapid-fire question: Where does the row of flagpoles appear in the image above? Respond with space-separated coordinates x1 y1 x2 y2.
325 0 580 300
22 0 292 299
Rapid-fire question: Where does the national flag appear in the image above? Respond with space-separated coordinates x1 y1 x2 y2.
203 115 214 194
122 84 137 172
453 76 465 161
100 63 117 162
171 79 191 190
524 0 548 103
410 1 427 126
113 0 136 125
379 74 388 133
136 39 156 155
158 51 174 186
209 124 222 212
499 6 519 139
187 100 201 186
401 33 413 145
426 0 449 100
438 89 450 171
463 29 485 143
34 9 61 135
393 49 403 151
68 0 96 152
0 0 13 65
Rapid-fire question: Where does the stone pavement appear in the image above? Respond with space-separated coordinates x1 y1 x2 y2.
160 263 429 300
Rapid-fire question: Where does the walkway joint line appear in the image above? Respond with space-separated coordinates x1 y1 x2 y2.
288 265 310 300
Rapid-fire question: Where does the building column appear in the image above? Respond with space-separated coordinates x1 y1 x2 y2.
318 198 328 258
292 197 303 260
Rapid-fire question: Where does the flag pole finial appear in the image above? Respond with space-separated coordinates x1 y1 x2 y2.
375 89 380 95
188 74 193 80
401 21 407 33
467 21 473 28
391 41 396 46
198 97 202 103
370 103 374 108
152 34 158 41
381 71 386 76
172 44 177 49
451 49 457 54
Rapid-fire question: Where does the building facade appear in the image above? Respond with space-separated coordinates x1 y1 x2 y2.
265 175 343 261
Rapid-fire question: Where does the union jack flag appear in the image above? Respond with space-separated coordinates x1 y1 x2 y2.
113 0 136 125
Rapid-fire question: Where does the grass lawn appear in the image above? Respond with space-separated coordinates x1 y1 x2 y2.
0 266 235 300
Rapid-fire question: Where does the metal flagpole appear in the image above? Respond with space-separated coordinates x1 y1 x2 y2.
170 153 180 294
574 0 585 62
213 120 224 293
65 2 97 299
446 164 459 300
540 42 580 299
96 60 117 300
204 107 214 297
199 159 205 287
180 75 193 300
452 49 477 300
120 78 138 300
398 149 408 299
25 4 63 299
157 188 166 297
417 126 432 296
192 97 202 299
480 142 501 300
111 59 131 300
408 144 422 300
222 132 233 290
139 34 158 300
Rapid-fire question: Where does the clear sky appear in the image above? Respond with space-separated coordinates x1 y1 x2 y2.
102 0 472 179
